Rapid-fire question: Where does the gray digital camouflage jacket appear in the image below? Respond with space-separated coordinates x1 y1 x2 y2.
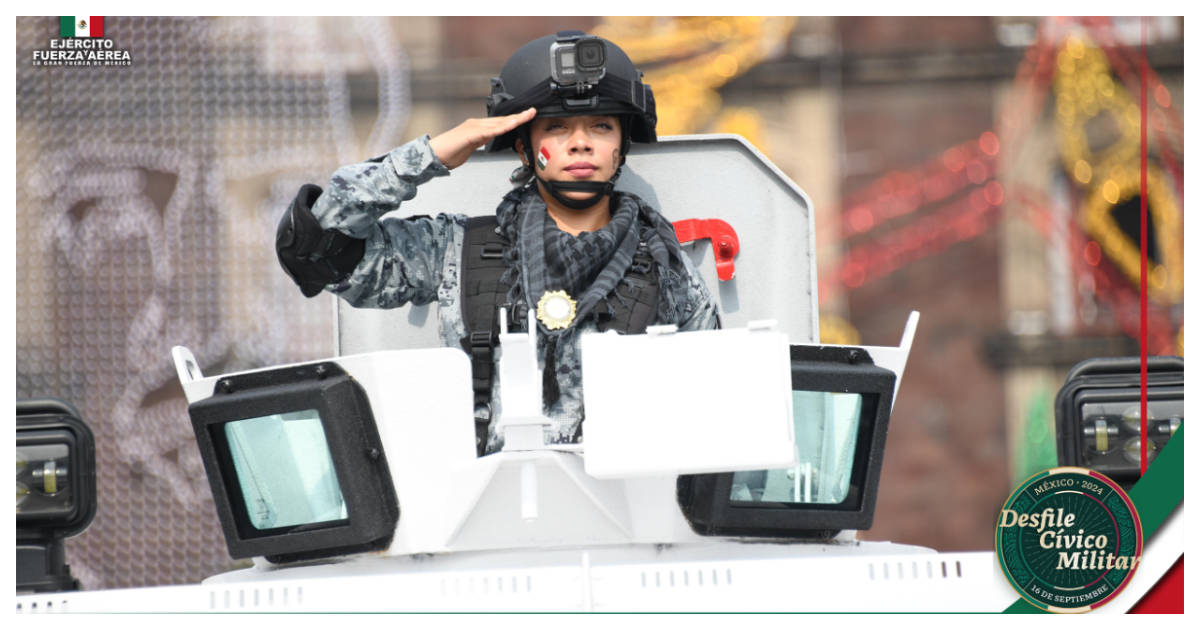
312 136 720 453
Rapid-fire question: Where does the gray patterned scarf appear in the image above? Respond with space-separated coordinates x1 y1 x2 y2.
495 184 690 335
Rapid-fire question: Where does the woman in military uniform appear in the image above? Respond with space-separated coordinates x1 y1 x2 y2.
276 31 719 455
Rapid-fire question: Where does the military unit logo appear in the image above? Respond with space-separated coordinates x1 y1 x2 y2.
32 16 132 67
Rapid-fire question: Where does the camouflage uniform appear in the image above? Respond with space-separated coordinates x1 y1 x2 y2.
313 136 720 453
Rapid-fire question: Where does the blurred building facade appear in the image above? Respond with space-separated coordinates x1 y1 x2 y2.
15 16 1182 588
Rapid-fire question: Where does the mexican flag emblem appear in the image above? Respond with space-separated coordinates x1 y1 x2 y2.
60 16 104 38
537 147 550 170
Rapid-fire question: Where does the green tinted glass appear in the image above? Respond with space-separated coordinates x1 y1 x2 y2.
225 410 348 530
731 391 863 505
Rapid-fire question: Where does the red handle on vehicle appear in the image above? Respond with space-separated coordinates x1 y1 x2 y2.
673 218 739 281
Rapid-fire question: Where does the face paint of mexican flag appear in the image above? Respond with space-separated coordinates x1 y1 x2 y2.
536 147 550 171
60 16 104 38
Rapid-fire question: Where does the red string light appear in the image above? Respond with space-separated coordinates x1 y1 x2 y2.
978 131 1000 156
840 139 997 237
827 180 1006 291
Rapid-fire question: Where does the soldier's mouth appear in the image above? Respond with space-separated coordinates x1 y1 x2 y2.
564 163 598 177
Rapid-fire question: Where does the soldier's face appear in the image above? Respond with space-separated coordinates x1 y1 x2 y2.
525 115 622 202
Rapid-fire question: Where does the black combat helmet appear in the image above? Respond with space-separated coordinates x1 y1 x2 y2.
486 31 657 208
486 31 657 152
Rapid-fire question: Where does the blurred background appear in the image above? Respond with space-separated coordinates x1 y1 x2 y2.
15 16 1183 589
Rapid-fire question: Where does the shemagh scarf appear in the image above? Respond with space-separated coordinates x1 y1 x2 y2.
495 184 691 333
494 184 692 403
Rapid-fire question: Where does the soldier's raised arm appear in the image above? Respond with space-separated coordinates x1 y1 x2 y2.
275 135 451 306
276 110 537 304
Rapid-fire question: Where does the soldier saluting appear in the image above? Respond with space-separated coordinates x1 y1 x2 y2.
276 31 719 455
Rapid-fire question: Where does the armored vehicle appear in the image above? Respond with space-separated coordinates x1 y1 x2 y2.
16 136 1177 613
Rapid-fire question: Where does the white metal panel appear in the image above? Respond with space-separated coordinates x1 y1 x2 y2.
581 324 795 478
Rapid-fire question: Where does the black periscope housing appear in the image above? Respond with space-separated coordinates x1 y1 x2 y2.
189 362 398 563
17 399 97 593
1054 355 1184 488
16 399 97 541
677 345 896 539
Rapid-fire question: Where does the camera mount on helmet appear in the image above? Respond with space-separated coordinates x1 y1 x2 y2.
549 31 607 104
485 31 658 210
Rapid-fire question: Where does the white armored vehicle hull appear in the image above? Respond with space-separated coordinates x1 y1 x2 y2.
16 136 1179 614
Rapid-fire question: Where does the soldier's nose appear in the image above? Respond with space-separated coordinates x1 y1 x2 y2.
568 130 592 153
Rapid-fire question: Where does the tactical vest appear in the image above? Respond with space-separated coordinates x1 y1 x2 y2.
459 215 660 455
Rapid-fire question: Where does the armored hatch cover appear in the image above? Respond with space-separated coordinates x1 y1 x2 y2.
335 134 817 355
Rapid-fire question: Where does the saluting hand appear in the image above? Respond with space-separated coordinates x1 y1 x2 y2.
430 108 537 170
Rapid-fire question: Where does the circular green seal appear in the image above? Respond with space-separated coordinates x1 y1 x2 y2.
995 467 1142 613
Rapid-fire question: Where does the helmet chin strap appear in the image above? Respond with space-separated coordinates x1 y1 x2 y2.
533 170 619 210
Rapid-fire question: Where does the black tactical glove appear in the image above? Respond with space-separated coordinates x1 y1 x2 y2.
275 184 367 298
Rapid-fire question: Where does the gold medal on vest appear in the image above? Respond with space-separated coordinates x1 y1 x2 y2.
536 290 577 330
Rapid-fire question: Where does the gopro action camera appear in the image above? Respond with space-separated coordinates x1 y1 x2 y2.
550 31 607 93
